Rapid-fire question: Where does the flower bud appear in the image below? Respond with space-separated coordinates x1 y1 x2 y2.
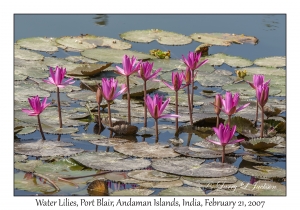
214 94 222 115
96 84 103 104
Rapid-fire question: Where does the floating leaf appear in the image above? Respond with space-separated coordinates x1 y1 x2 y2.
252 180 286 195
67 90 97 102
127 170 179 182
241 136 284 151
174 146 222 158
43 57 81 72
238 66 285 76
14 155 28 162
72 152 151 171
71 133 106 141
65 56 99 63
38 82 81 93
137 127 157 136
194 138 240 153
265 147 286 155
16 37 59 53
15 66 49 79
239 166 286 178
56 35 96 51
139 180 183 189
158 186 205 196
15 48 44 61
104 172 144 184
67 63 112 76
82 35 132 50
16 126 37 135
190 33 258 46
242 155 275 164
15 160 43 172
181 175 238 185
120 29 192 45
207 189 244 196
110 188 154 196
196 74 233 87
152 158 237 177
14 81 50 102
87 180 109 196
14 140 84 157
225 116 258 136
114 142 180 158
81 48 156 63
108 121 138 135
128 81 160 97
254 56 286 68
206 53 253 67
40 124 79 135
90 138 131 147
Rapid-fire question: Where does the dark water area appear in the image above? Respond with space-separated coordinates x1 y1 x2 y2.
14 14 286 196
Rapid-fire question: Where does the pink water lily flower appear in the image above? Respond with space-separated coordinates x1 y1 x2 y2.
207 123 245 146
146 94 180 120
247 74 270 90
220 92 250 116
43 66 75 88
181 51 208 71
256 83 269 108
22 95 50 116
137 61 162 81
115 55 141 76
101 78 127 102
162 71 186 91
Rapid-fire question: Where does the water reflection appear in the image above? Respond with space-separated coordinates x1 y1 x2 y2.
262 15 281 31
94 14 108 26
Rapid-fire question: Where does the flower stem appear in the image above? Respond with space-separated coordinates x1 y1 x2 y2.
222 145 225 163
175 90 179 133
260 105 264 138
107 102 112 127
126 76 131 124
56 87 62 128
98 103 101 131
216 114 220 128
255 100 258 127
191 73 195 109
37 115 46 140
228 115 231 127
155 118 158 143
186 133 192 146
143 81 147 127
187 84 193 125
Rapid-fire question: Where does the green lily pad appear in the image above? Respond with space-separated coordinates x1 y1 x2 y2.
254 56 286 68
15 66 49 79
89 138 131 147
239 166 286 178
152 59 186 72
14 58 48 70
14 73 27 81
238 66 285 76
14 140 84 157
241 136 284 151
152 158 238 177
72 152 151 171
194 63 216 76
71 133 107 141
127 170 179 182
16 37 59 53
110 188 154 196
128 80 160 97
82 35 132 50
40 124 79 135
139 180 183 189
252 180 286 195
15 160 43 172
158 186 205 196
17 126 36 135
196 74 234 87
15 171 56 193
206 53 253 67
65 56 99 63
181 175 238 185
190 33 258 46
15 48 44 61
81 48 156 63
67 63 112 76
174 146 222 158
120 29 192 45
265 147 286 155
226 116 258 136
14 154 28 162
43 57 81 72
114 142 180 158
67 90 97 102
207 189 244 196
56 35 97 51
14 81 51 102
38 82 81 93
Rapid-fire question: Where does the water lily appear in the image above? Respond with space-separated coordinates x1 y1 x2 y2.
213 94 222 127
219 92 250 126
181 51 208 119
116 55 141 124
207 123 244 163
137 61 162 127
22 95 50 140
43 66 75 128
146 94 180 141
247 74 270 125
256 83 270 138
102 78 127 127
96 83 103 130
161 71 186 132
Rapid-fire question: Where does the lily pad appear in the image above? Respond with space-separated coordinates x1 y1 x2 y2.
207 189 244 196
190 33 258 46
120 29 192 45
43 57 81 72
14 140 84 157
241 136 284 151
14 81 51 102
67 90 97 102
15 48 44 61
114 142 180 158
139 180 183 189
252 180 286 195
16 37 59 53
152 158 238 177
128 81 160 97
56 35 97 51
158 186 205 196
15 160 43 172
194 138 240 153
226 116 258 136
89 138 131 147
81 48 156 63
87 180 109 196
110 188 154 196
82 35 132 50
242 155 276 164
239 166 286 178
206 53 253 67
14 58 48 70
181 175 238 185
238 66 285 77
40 124 79 135
15 66 49 79
71 152 151 171
127 170 179 182
152 59 186 72
137 127 157 136
14 154 28 162
38 82 81 93
67 63 112 76
71 133 106 141
196 74 234 87
65 56 99 63
174 146 222 158
254 56 286 68
104 172 144 184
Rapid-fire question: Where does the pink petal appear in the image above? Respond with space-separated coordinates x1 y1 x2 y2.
236 103 250 113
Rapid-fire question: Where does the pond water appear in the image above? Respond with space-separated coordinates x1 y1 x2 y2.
14 14 286 196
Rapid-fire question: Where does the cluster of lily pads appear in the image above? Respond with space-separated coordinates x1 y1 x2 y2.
14 30 286 196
